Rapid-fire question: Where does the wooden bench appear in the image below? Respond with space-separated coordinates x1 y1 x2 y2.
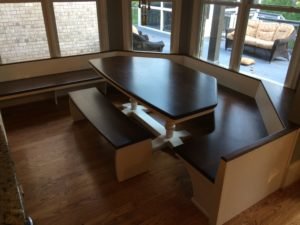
0 69 104 103
172 85 299 225
174 129 298 225
69 87 153 182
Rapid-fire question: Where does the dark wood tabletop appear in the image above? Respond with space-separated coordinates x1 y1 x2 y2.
89 56 218 120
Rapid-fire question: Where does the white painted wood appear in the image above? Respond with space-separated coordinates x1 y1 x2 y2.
216 130 298 225
121 0 132 51
69 94 152 182
178 155 226 225
170 0 182 53
229 0 250 71
255 83 284 135
115 139 152 182
282 129 300 188
0 79 104 101
283 159 300 188
0 52 116 82
122 104 190 148
41 0 61 58
188 0 202 57
114 51 185 64
97 0 110 52
179 129 298 225
122 105 164 136
183 56 260 98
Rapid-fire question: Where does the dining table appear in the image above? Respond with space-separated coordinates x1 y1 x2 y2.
89 56 218 148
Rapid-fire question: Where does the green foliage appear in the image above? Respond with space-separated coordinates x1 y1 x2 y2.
261 0 300 21
131 2 139 25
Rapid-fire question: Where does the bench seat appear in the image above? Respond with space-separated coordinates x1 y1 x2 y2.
69 88 152 181
173 85 299 225
0 69 103 100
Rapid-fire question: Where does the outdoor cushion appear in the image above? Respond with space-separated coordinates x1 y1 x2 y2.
227 31 235 40
244 36 257 46
241 57 255 65
273 23 294 41
256 22 279 41
246 20 260 37
255 39 274 50
132 25 139 35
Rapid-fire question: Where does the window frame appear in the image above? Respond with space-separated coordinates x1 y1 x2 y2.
190 0 300 89
123 0 182 53
0 0 109 64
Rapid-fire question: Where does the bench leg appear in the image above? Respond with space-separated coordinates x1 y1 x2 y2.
69 98 85 122
115 139 152 182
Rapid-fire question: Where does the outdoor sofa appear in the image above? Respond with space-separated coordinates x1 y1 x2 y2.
225 20 295 62
132 25 165 52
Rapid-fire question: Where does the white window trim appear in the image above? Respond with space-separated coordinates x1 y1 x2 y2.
122 0 132 51
122 0 181 53
0 0 109 63
190 0 300 89
97 0 109 51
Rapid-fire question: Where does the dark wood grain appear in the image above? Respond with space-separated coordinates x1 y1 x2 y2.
89 56 218 120
175 86 268 182
262 81 296 128
69 88 151 148
0 69 102 97
2 95 300 225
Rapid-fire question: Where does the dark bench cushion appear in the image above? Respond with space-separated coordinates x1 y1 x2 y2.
0 69 102 98
69 88 152 149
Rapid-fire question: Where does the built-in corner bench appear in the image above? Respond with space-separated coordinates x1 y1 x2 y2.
69 88 152 182
0 69 103 104
173 84 299 225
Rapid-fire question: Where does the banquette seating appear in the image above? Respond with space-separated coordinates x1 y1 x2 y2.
225 20 295 62
0 69 103 104
69 88 153 182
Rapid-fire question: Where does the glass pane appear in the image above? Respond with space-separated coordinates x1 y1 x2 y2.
253 0 300 7
199 4 238 68
150 2 161 7
54 2 100 56
0 3 50 64
147 9 161 29
163 2 172 8
131 1 171 53
239 10 299 85
163 11 172 32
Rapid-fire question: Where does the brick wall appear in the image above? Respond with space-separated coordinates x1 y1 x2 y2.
0 2 100 64
0 3 50 64
54 2 100 56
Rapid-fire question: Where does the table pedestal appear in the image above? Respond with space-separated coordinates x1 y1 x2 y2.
122 100 190 149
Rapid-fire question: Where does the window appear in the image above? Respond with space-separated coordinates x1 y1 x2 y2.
0 3 50 64
253 0 300 7
53 1 100 56
131 1 173 53
239 9 299 85
199 4 239 68
195 0 300 87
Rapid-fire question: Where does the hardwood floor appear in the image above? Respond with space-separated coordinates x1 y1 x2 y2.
2 95 300 225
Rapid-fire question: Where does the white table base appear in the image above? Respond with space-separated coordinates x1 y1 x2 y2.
122 101 190 149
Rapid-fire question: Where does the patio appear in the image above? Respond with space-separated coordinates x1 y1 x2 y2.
136 26 289 85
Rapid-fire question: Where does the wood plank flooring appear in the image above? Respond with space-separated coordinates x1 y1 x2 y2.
2 93 300 225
